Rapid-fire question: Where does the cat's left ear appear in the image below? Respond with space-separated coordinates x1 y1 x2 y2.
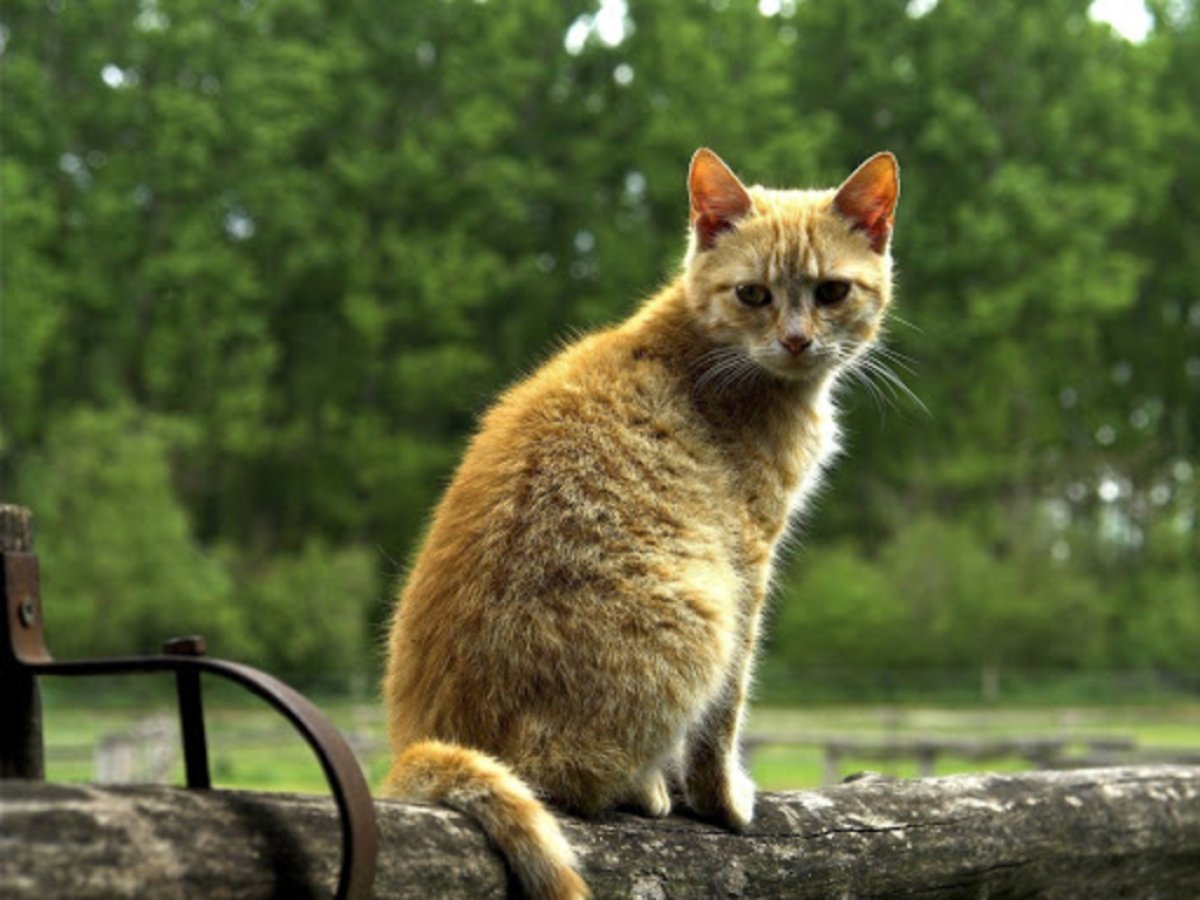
833 152 899 253
689 148 753 251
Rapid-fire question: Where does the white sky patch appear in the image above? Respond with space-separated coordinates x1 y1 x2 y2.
135 0 169 32
565 0 630 55
224 209 256 241
1088 0 1153 42
757 0 797 15
905 0 1152 40
595 0 628 44
102 64 127 88
564 18 590 54
1098 477 1121 503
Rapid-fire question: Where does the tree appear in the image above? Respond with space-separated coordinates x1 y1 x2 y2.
1 0 1194 681
16 406 242 659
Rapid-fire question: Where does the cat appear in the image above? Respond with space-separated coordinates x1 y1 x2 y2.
381 147 899 899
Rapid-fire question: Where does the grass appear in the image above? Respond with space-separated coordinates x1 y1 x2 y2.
746 705 1200 788
35 681 1200 795
749 745 1034 790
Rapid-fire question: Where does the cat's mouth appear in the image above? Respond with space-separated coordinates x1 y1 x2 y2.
754 342 834 382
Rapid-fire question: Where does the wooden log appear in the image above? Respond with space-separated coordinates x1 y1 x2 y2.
2 766 1198 898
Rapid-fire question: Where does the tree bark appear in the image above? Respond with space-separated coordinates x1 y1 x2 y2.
2 766 1198 898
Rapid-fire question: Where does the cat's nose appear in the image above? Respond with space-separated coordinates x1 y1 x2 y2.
779 333 813 356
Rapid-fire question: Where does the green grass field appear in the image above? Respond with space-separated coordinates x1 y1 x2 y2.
747 705 1200 788
36 684 1200 795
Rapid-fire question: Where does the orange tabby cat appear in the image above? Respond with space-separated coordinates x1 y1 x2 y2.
382 148 900 899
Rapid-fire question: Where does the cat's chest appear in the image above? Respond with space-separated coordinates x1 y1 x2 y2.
727 397 840 567
782 406 841 517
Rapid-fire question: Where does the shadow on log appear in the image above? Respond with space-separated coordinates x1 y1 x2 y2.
2 765 1199 898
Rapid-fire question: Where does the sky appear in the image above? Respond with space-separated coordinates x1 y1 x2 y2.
1088 0 1154 41
569 0 1156 51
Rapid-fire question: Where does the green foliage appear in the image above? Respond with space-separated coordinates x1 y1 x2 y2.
772 543 907 669
16 406 240 659
1126 571 1200 672
1 0 1196 682
772 517 1107 675
16 407 375 678
217 541 378 683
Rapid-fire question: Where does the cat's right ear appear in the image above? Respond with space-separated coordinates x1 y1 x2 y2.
833 152 900 253
688 148 752 251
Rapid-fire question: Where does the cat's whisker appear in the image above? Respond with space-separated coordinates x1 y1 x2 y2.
843 364 892 417
840 367 888 417
705 366 741 396
695 349 743 384
872 341 917 361
866 354 923 402
867 344 918 376
694 344 745 370
692 351 727 377
886 313 924 334
691 346 737 381
836 350 894 417
856 356 931 418
699 361 743 396
725 358 765 396
693 344 767 398
826 343 902 417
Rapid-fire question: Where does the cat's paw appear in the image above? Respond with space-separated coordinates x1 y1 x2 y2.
686 764 756 832
627 770 673 818
720 766 756 830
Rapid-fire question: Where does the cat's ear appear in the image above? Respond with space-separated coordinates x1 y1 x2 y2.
833 152 899 253
688 148 753 251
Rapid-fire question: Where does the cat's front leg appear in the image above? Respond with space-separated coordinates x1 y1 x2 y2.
683 654 759 830
683 695 755 830
682 594 764 831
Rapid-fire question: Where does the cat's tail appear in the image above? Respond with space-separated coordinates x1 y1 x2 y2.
382 740 590 900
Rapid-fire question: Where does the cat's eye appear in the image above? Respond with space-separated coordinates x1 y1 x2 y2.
735 284 772 308
814 280 851 306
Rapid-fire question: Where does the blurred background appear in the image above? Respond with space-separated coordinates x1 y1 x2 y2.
1 0 1197 789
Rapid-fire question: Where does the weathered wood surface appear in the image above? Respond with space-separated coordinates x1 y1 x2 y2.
0 503 43 779
2 766 1198 898
0 504 33 553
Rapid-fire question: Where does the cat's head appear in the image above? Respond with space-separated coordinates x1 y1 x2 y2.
683 149 899 385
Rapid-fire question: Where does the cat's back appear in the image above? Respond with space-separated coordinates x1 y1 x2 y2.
387 302 738 747
423 305 723 582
